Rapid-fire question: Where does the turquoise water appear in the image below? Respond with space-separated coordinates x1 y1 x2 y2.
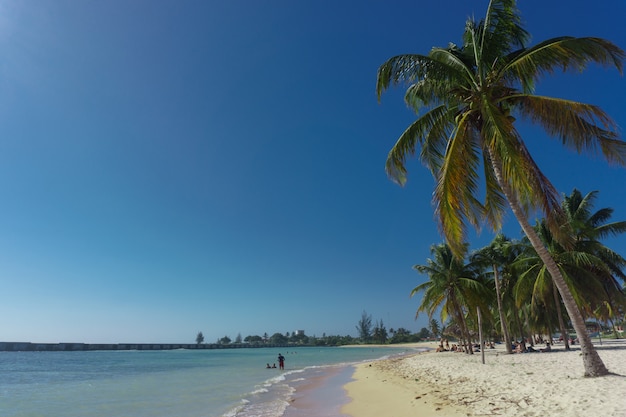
0 346 417 417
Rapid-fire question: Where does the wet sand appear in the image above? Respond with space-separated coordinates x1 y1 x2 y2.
282 365 353 417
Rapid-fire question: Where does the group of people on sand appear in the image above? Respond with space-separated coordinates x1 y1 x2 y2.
266 353 285 370
435 337 556 354
436 338 495 353
513 340 553 353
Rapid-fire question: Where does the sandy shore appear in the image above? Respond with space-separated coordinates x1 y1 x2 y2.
342 340 626 417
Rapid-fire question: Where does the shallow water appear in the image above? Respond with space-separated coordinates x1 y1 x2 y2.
0 346 417 417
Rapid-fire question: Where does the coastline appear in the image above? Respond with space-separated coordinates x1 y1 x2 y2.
341 340 626 417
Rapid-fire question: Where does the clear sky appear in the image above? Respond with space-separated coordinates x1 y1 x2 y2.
0 0 624 344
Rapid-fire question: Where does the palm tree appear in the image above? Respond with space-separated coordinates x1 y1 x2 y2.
429 318 441 340
516 190 626 346
412 243 488 354
514 228 573 350
562 189 626 310
472 234 521 353
376 0 625 376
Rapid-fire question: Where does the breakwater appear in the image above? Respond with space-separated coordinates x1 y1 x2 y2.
0 342 290 352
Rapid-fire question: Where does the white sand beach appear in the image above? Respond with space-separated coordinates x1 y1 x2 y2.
342 341 626 417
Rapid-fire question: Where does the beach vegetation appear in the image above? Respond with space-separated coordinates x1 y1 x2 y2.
313 334 356 346
269 333 288 345
372 319 389 344
288 332 310 345
243 335 264 345
389 327 414 344
429 319 441 339
417 327 431 340
356 310 373 342
412 189 625 360
471 234 524 353
412 243 490 354
513 189 626 348
195 331 204 345
376 0 624 376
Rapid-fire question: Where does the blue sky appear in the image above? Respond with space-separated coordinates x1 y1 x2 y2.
1 0 625 344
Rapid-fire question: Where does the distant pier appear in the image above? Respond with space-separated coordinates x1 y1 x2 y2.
0 342 291 352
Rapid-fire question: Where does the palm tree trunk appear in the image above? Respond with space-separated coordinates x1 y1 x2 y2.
488 151 608 377
514 306 524 343
521 307 531 351
553 280 571 351
609 318 620 339
452 297 473 354
493 265 513 353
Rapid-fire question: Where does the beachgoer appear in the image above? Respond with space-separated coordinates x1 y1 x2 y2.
266 363 271 369
540 342 552 353
278 353 285 370
272 363 276 368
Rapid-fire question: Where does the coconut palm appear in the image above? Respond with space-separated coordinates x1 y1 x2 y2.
471 234 523 353
376 0 625 376
412 243 488 354
514 227 574 350
429 318 441 340
516 190 626 346
562 189 626 305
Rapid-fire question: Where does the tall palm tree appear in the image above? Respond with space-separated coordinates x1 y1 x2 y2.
472 234 521 353
376 0 624 376
412 243 488 354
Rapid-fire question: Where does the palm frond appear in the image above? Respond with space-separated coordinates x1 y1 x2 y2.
434 116 484 257
595 221 626 240
377 54 440 101
503 37 624 87
513 95 626 166
429 47 477 88
481 97 564 229
480 0 529 64
385 105 450 185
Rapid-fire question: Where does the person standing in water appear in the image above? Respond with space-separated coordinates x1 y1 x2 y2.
277 353 285 370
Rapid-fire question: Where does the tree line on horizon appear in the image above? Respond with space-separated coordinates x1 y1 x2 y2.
193 311 436 347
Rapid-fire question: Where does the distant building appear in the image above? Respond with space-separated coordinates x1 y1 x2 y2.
293 330 305 336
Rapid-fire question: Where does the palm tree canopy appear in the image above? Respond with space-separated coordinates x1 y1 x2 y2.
377 0 625 257
515 189 626 314
412 243 488 324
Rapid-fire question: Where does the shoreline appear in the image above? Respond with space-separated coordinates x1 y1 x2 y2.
282 365 354 417
341 340 626 417
280 345 424 417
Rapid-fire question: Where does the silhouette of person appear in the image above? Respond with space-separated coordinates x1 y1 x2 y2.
278 353 285 370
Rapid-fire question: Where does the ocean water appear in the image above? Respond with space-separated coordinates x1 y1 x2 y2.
0 346 418 417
